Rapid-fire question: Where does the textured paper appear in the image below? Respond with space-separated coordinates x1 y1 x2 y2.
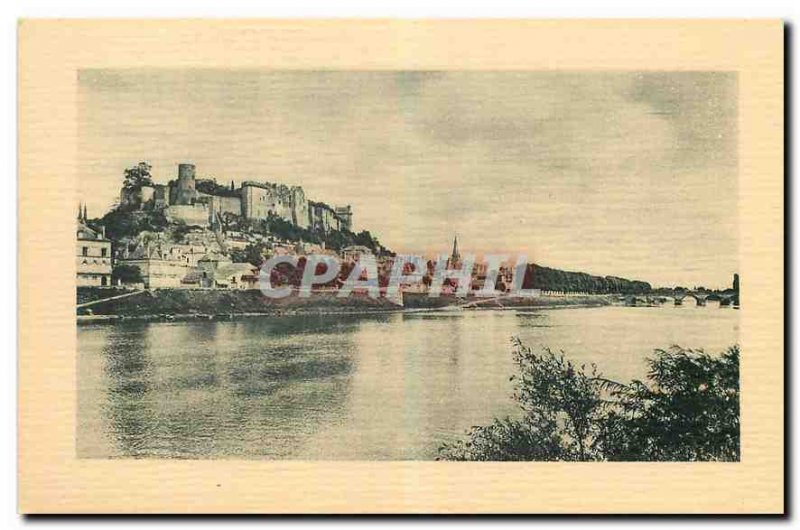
18 20 783 514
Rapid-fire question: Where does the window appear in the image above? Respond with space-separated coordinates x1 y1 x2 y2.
101 248 107 257
101 276 108 286
82 247 88 257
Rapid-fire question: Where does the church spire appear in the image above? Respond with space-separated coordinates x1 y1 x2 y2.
83 204 88 221
451 234 460 262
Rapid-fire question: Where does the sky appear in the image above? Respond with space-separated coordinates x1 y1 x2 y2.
78 70 738 289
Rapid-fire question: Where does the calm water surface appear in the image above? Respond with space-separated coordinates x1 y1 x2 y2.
77 305 739 459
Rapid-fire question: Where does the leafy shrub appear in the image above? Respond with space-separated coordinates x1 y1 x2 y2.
597 345 740 461
122 162 153 190
438 340 739 462
112 264 143 285
97 208 169 241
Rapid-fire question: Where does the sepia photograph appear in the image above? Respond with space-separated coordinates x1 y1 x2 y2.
17 18 784 515
75 70 741 462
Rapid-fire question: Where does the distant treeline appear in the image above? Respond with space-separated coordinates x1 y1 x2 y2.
526 264 652 294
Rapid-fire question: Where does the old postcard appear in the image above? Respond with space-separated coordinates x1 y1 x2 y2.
18 20 783 513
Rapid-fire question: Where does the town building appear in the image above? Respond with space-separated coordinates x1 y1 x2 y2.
116 232 205 288
212 262 260 289
115 230 265 290
76 205 112 287
341 245 374 262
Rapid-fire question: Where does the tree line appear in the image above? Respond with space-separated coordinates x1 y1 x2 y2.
526 265 652 294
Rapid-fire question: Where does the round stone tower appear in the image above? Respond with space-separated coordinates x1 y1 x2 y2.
175 163 197 205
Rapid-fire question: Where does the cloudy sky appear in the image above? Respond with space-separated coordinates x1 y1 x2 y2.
78 70 737 288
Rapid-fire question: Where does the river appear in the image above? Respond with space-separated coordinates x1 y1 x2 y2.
77 304 739 460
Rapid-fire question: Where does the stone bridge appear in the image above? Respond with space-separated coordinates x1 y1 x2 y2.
625 292 739 307
672 292 739 307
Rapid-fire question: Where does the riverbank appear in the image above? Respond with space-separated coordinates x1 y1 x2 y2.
77 287 401 321
404 292 616 310
76 287 617 324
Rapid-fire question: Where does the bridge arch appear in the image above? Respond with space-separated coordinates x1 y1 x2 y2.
672 292 709 306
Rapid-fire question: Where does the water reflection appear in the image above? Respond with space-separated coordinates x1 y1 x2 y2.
80 316 366 458
78 306 739 460
102 324 155 457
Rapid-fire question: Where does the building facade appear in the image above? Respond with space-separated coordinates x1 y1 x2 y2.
121 257 191 289
116 232 207 288
76 210 112 287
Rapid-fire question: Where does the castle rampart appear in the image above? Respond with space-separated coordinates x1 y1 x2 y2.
124 164 352 232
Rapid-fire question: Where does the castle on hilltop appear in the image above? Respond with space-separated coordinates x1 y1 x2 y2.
121 163 353 232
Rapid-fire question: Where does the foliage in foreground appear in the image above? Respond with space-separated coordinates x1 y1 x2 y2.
438 340 740 462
